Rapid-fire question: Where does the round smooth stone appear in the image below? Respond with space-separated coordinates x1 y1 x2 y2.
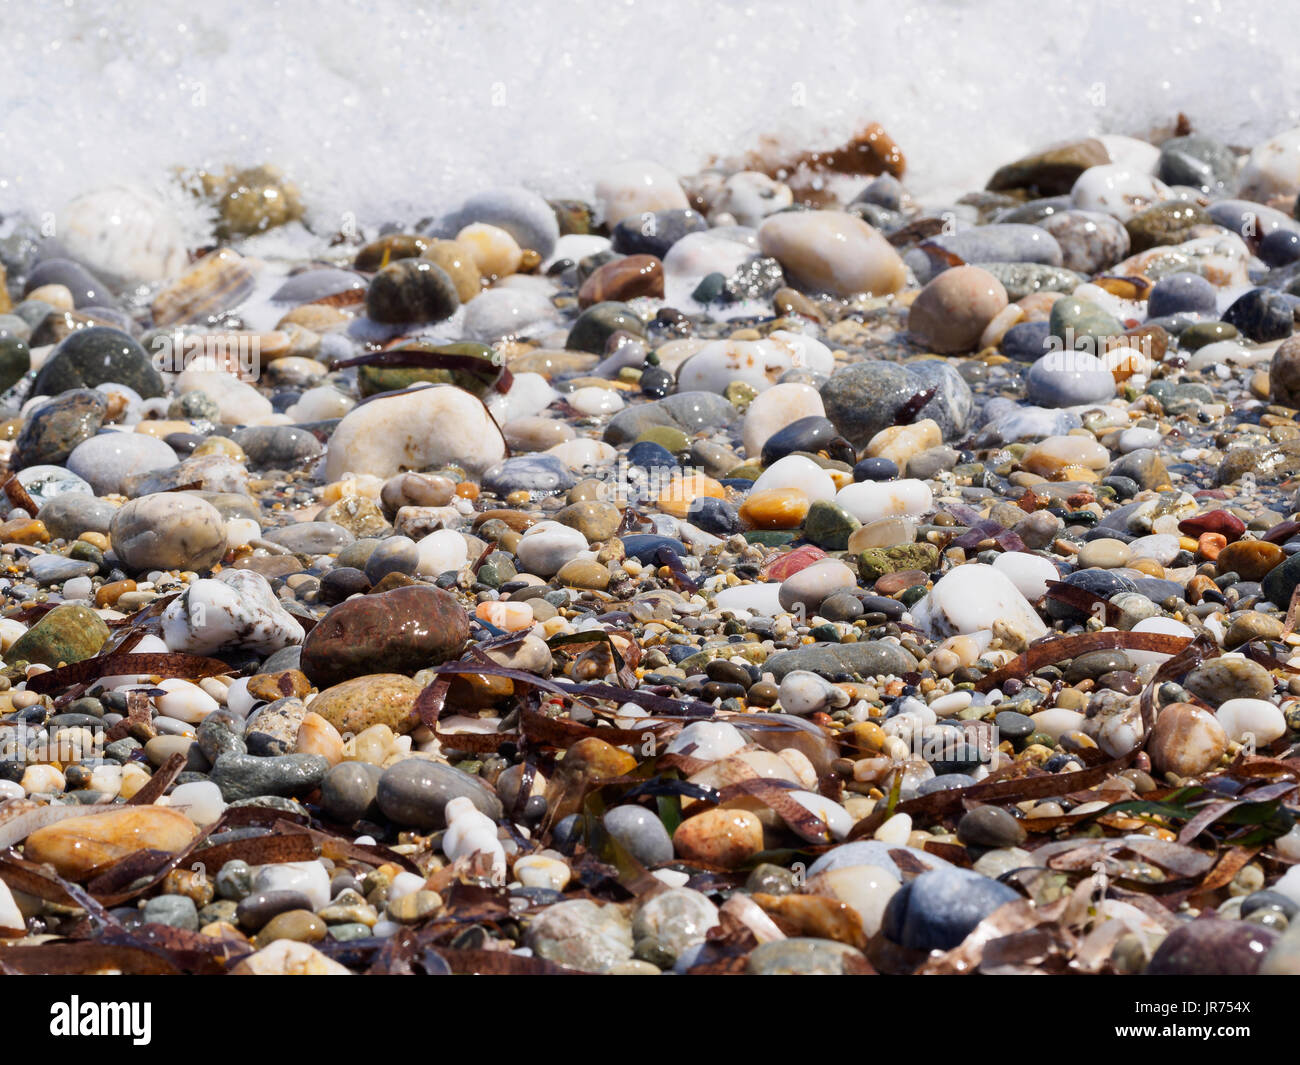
1025 349 1115 408
1215 698 1286 746
834 479 931 524
1125 617 1194 670
1147 272 1217 318
907 266 1008 354
911 564 1048 641
1070 165 1170 222
741 382 825 459
750 455 837 502
991 551 1059 600
1077 538 1133 569
757 210 906 298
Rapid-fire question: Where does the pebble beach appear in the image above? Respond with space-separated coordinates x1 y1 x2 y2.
5 4 1300 982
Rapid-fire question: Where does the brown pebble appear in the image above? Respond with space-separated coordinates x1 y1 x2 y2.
95 578 137 608
247 670 313 702
254 909 327 948
577 255 664 308
1215 540 1285 582
874 569 929 595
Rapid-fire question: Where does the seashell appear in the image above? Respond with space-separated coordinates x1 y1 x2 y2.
152 248 257 327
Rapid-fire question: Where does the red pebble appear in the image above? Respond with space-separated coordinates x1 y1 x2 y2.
1177 509 1246 542
760 544 826 581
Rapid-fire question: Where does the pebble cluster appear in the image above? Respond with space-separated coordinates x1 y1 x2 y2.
3 127 1300 974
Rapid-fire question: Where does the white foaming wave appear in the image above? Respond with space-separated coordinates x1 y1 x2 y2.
2 0 1300 240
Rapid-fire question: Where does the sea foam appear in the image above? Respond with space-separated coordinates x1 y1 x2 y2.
1 0 1298 241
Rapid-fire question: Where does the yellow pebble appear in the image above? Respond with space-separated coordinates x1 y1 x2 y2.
455 223 522 279
656 473 724 519
738 488 810 530
192 436 247 462
321 475 384 503
1128 558 1165 578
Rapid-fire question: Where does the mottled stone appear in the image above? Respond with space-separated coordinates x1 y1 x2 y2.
308 674 425 737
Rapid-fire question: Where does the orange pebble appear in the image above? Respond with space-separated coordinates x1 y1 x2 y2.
1128 557 1165 578
0 519 49 545
1196 532 1227 561
455 481 479 500
476 600 534 631
738 488 810 530
1051 465 1099 483
656 473 724 518
95 579 137 608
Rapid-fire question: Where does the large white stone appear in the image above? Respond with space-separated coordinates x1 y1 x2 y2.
58 186 188 287
1097 135 1161 175
594 160 689 225
515 520 588 576
1070 165 1170 221
911 564 1048 641
486 372 556 424
415 529 469 576
1126 616 1194 670
834 479 932 524
713 583 783 617
161 568 305 655
175 369 274 425
325 384 506 480
676 331 832 394
750 454 837 502
1240 127 1300 202
1215 698 1286 746
463 287 555 341
665 721 746 761
758 210 906 297
992 551 1059 601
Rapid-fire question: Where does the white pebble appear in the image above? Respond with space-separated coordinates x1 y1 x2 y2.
169 780 226 826
788 791 853 839
154 678 219 724
567 386 624 416
928 691 972 717
991 551 1059 602
665 721 746 761
514 855 571 891
834 478 933 524
61 576 93 601
778 670 849 716
415 529 469 577
225 677 257 718
873 812 912 844
750 454 837 502
1215 699 1286 746
21 765 64 795
254 860 330 911
1127 617 1194 670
